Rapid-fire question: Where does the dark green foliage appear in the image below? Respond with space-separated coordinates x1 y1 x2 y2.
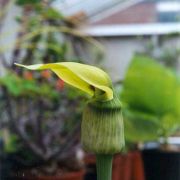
16 0 55 6
0 72 59 99
16 0 41 5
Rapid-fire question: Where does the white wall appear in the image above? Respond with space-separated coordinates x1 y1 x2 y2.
96 36 148 82
0 4 20 58
0 3 21 75
95 35 180 82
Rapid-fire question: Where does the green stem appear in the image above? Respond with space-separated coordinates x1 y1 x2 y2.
96 154 113 180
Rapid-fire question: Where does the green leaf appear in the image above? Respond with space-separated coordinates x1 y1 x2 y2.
123 108 159 142
121 55 180 141
121 55 179 116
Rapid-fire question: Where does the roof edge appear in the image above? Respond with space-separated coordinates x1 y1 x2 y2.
79 23 180 37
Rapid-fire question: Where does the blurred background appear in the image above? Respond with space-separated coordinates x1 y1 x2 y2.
0 0 179 180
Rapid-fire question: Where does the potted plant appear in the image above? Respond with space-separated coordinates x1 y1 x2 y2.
0 70 86 179
0 1 100 179
120 54 180 180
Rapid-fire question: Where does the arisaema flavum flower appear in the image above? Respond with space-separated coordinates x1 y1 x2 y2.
15 62 124 180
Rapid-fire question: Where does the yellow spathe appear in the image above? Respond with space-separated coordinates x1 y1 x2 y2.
15 62 113 101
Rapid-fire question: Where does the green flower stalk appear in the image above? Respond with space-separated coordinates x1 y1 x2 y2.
15 62 124 180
